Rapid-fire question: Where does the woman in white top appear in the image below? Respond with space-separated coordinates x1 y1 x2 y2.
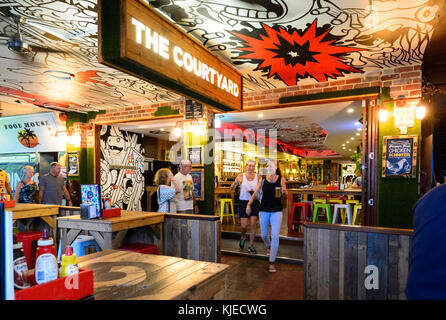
230 159 261 254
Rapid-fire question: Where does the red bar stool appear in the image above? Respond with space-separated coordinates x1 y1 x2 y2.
289 202 312 232
118 243 158 255
16 231 43 269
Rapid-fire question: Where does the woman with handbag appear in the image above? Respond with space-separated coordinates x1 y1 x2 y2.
230 159 261 254
246 159 287 272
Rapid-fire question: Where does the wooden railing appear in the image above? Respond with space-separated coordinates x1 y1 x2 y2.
163 213 221 263
304 222 413 300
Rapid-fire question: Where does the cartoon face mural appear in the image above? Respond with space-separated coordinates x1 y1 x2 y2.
0 0 442 111
100 125 144 211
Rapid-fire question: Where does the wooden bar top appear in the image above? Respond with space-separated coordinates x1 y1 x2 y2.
288 188 362 195
7 203 60 212
77 249 230 300
57 211 165 232
304 222 414 236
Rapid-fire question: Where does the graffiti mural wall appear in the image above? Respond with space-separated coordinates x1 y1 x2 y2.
0 0 442 110
100 126 145 211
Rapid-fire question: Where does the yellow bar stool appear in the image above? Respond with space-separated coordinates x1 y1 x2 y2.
345 200 360 224
313 199 327 204
352 204 362 225
218 198 235 224
347 195 355 200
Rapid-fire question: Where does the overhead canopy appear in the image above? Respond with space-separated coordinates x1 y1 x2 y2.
0 0 443 112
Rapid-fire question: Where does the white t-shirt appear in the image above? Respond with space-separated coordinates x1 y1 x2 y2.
173 172 194 211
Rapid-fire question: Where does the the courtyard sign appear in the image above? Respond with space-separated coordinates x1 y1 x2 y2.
98 0 243 111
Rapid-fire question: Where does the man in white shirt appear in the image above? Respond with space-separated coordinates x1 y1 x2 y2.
173 160 199 214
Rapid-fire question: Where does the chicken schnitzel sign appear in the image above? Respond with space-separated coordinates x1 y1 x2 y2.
97 0 243 112
382 135 418 178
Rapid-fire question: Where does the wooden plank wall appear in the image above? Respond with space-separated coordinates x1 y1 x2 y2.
304 223 413 300
163 214 220 263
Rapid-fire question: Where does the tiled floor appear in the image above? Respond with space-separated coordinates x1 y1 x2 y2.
221 253 304 300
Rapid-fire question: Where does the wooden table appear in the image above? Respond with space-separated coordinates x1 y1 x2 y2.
77 249 229 300
57 211 165 253
8 203 60 232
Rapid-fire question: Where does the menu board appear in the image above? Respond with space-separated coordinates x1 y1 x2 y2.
185 99 203 120
188 147 203 166
382 135 417 178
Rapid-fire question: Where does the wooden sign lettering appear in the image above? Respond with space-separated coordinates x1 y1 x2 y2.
98 0 243 111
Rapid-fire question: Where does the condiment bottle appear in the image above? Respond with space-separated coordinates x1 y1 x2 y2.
35 229 58 284
60 245 79 278
13 235 30 290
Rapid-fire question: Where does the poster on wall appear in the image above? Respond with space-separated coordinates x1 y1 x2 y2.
187 147 203 166
382 135 418 178
190 168 204 201
100 126 145 210
67 151 79 176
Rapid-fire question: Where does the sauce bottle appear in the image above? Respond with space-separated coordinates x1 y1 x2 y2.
13 235 30 290
60 245 79 278
35 229 58 284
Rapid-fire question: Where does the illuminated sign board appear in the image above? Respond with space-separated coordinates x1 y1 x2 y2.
98 0 243 111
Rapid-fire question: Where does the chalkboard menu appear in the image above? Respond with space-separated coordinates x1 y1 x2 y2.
382 135 418 178
185 99 203 119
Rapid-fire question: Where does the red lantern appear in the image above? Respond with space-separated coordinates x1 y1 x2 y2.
59 113 67 122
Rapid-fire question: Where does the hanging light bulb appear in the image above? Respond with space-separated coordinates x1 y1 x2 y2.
173 126 182 138
416 105 426 120
379 109 388 122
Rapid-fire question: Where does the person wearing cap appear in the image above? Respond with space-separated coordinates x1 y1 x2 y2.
38 162 72 206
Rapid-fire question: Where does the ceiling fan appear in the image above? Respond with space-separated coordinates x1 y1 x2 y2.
0 7 67 55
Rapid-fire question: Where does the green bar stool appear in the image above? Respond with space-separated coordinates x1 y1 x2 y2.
313 203 332 224
352 204 362 225
218 198 235 224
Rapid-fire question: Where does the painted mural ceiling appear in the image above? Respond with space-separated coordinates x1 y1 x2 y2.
0 0 443 113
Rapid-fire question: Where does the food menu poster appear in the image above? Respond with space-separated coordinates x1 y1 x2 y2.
382 135 417 178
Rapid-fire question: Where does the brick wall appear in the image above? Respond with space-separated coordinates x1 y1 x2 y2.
70 63 422 147
243 64 422 108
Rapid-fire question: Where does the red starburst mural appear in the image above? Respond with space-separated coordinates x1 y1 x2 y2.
231 20 363 85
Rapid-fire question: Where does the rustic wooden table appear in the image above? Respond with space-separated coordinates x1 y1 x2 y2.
8 203 60 232
77 249 229 300
57 211 165 253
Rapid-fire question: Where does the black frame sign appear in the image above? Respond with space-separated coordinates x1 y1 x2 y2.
187 146 203 166
382 135 418 178
185 100 203 120
190 168 204 201
98 0 243 112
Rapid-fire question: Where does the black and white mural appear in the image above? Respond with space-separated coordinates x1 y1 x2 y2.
100 126 145 211
0 0 442 110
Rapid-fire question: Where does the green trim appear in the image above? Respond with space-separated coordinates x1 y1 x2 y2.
154 106 180 117
66 110 106 129
99 0 238 112
279 86 381 104
376 89 420 229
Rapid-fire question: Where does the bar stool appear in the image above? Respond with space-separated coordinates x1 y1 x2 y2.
328 199 343 204
218 198 235 224
313 203 332 224
345 200 359 223
118 243 158 255
332 204 352 225
16 231 42 269
289 202 312 232
313 199 327 204
347 195 355 200
353 204 362 225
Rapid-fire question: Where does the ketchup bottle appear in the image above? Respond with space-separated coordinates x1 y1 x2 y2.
35 229 58 284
